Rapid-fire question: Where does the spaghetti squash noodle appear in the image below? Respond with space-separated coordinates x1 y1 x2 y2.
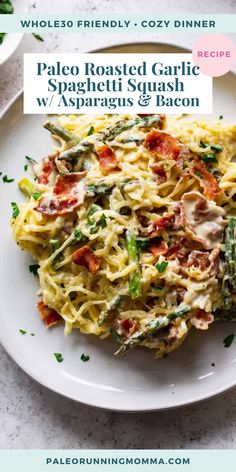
11 113 236 357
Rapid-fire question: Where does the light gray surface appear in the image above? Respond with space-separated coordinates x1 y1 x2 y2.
1 0 236 450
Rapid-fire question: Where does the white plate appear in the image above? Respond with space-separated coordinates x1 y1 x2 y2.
1 43 236 411
0 0 28 66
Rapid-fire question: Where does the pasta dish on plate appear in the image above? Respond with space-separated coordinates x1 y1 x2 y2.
11 113 236 357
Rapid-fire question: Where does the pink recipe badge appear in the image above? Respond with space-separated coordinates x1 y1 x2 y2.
192 33 236 77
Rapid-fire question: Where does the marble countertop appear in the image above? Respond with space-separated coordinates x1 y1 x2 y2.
1 0 236 450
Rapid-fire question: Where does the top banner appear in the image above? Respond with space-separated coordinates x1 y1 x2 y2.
1 14 236 33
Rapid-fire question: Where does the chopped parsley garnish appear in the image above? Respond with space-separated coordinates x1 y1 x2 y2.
3 174 14 183
71 229 87 245
223 334 235 348
24 164 28 172
81 353 90 362
201 153 218 164
29 264 40 276
219 115 223 120
30 333 35 336
25 155 37 164
54 352 64 363
152 285 164 292
19 329 27 335
50 239 60 253
136 237 149 253
155 261 168 273
32 192 41 200
200 141 223 153
210 144 223 153
87 125 95 136
11 202 20 219
33 33 44 42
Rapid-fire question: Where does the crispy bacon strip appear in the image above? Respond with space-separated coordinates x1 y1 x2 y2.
97 145 118 173
165 237 187 258
38 158 53 185
144 130 190 162
150 164 167 183
71 245 101 274
116 318 138 337
37 301 61 328
36 172 87 216
191 159 222 200
149 213 175 238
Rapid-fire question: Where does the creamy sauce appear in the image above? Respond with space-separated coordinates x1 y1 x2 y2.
181 191 226 249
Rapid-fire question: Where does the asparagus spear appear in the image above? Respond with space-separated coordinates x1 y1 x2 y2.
126 231 142 299
98 289 128 326
44 121 80 146
115 303 190 356
225 216 236 289
102 115 163 142
115 316 169 356
59 115 163 162
59 140 94 162
87 183 115 196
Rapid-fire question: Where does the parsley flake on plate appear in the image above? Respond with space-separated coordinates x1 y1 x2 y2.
29 264 40 276
155 261 168 273
223 334 235 348
81 353 90 362
54 352 64 363
11 202 20 219
19 329 27 335
3 174 14 183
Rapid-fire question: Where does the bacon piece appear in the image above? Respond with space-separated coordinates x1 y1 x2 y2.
36 172 87 216
191 309 214 330
191 159 222 200
150 164 167 183
137 114 153 117
97 145 118 173
71 245 101 274
187 250 209 270
149 240 168 257
116 318 138 337
38 159 53 184
54 173 86 196
165 237 187 258
149 213 175 238
144 130 190 162
37 300 61 328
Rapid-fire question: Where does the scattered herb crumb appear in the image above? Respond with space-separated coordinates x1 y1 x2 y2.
32 192 41 201
155 261 168 273
33 33 44 42
11 202 20 219
30 333 35 336
25 155 37 164
54 352 64 363
87 125 95 136
29 264 40 276
24 164 28 172
3 174 14 183
211 362 215 367
223 334 235 348
219 115 224 120
81 353 90 362
19 329 27 335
